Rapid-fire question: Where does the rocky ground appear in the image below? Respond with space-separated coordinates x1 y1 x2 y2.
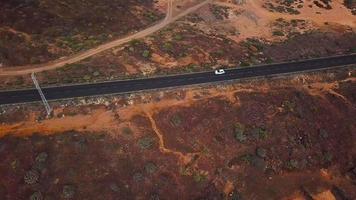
0 67 355 199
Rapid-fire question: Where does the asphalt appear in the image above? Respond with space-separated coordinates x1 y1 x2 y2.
0 54 355 105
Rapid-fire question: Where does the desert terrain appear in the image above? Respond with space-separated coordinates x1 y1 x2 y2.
0 0 356 199
0 67 355 199
0 0 355 89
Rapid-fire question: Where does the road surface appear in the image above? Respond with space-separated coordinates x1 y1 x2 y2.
0 54 355 105
0 0 211 76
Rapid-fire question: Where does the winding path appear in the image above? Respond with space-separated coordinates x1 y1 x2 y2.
0 0 211 76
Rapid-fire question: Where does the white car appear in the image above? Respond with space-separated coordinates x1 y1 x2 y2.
214 69 225 75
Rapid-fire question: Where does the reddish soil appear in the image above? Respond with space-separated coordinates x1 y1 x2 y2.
0 0 355 90
0 68 355 199
0 0 163 66
264 31 356 61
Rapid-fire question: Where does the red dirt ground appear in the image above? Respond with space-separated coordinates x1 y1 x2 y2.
0 68 355 199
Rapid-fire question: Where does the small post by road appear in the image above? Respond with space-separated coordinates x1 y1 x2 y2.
31 72 52 117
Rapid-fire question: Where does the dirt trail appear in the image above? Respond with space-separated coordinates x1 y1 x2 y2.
144 111 195 164
0 0 211 76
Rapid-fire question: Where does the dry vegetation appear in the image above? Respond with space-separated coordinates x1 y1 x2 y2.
0 0 355 90
0 0 164 66
0 68 355 199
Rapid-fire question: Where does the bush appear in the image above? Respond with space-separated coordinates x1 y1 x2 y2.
133 172 143 182
145 162 158 174
239 154 253 164
174 34 183 41
30 191 43 200
272 30 285 36
24 170 39 185
138 137 154 150
251 127 268 140
163 42 174 51
256 148 267 158
234 123 246 142
286 159 299 170
171 114 182 127
35 152 48 163
129 39 141 46
62 185 76 199
122 127 133 135
142 50 151 58
193 172 206 183
240 61 250 67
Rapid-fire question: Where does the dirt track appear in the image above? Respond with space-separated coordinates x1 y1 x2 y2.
0 0 211 76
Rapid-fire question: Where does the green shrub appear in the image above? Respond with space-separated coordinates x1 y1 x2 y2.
142 50 151 58
145 162 158 174
234 123 246 143
62 185 76 199
138 137 154 150
122 127 133 135
272 30 285 36
251 127 268 140
286 159 299 170
24 170 39 185
240 61 250 67
193 172 206 183
163 42 174 51
171 114 182 127
239 154 253 164
30 191 43 200
129 39 141 46
174 34 183 41
256 148 267 158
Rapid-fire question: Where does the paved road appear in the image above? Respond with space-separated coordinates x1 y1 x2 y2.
0 54 355 105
